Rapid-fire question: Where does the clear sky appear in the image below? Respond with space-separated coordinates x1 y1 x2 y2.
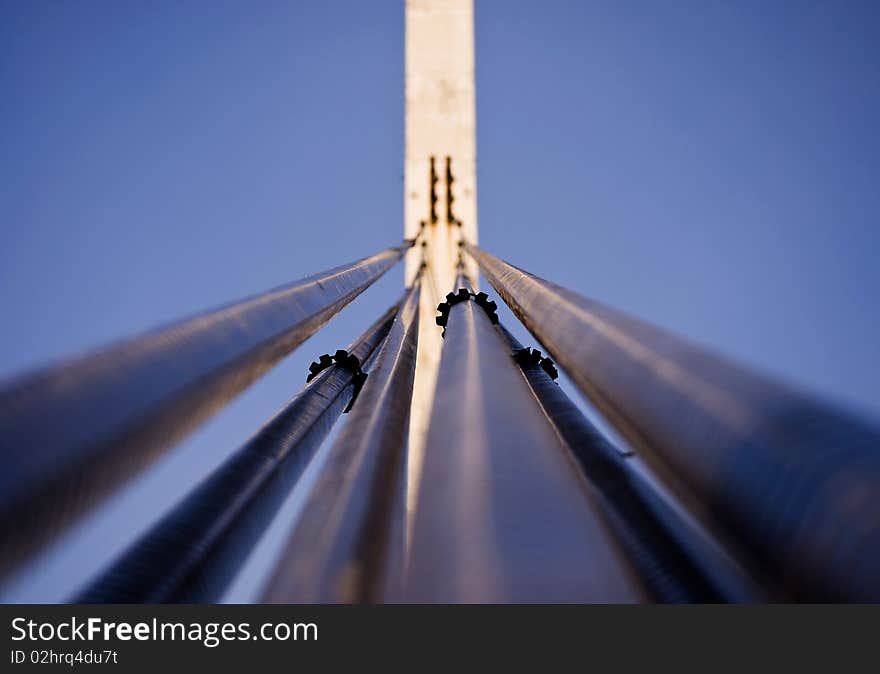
1 0 878 600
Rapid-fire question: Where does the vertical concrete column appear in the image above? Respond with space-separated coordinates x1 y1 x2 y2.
404 0 478 543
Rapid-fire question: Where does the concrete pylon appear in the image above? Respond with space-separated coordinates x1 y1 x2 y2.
403 0 478 549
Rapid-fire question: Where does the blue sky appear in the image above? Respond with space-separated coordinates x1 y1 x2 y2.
1 0 878 600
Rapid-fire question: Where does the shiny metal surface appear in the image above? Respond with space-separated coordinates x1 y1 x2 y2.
0 243 409 579
73 304 399 603
499 325 756 602
404 278 646 602
466 243 880 601
262 280 421 603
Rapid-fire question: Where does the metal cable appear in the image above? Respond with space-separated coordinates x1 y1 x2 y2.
0 242 411 579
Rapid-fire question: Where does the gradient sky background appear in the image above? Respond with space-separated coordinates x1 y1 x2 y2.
1 0 878 600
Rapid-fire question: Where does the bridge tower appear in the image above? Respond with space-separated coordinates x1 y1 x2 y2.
404 0 478 525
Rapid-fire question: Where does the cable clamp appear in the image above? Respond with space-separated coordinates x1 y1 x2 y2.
435 289 499 332
513 347 559 381
473 292 499 323
306 349 368 413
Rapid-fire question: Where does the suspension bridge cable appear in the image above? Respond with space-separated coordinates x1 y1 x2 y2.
0 241 411 580
262 276 422 603
465 242 880 601
74 302 400 603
